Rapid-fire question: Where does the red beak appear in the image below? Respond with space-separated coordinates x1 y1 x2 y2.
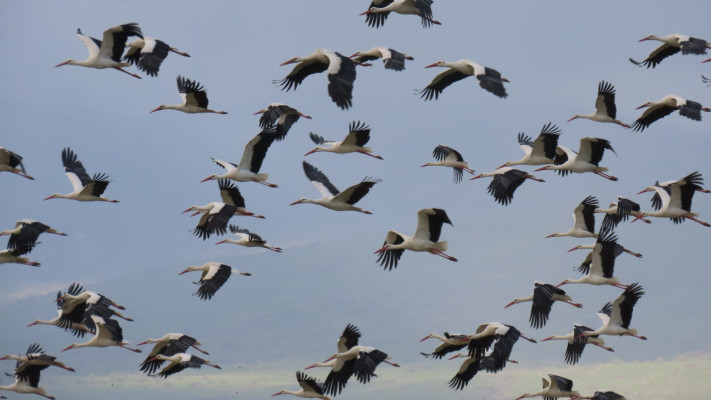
424 62 439 68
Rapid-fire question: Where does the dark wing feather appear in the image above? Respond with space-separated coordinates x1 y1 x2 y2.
276 60 328 92
61 147 92 186
327 53 356 110
476 67 508 98
137 39 170 77
302 161 340 196
419 69 468 101
196 264 232 300
448 356 480 390
487 169 527 206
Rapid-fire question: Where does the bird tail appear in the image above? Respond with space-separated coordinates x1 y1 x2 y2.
255 172 269 182
434 241 448 252
596 166 609 172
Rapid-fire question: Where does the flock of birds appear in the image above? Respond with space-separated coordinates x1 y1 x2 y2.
1 1 710 399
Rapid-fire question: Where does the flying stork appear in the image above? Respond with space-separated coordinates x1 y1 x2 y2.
360 0 441 28
630 34 711 68
305 121 382 159
350 47 414 71
631 95 709 132
44 147 118 202
421 144 475 183
124 37 189 77
419 60 509 100
0 147 33 180
498 122 562 168
504 282 583 329
179 262 251 300
534 138 618 181
150 76 227 114
567 81 631 127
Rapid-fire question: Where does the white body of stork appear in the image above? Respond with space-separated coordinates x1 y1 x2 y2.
273 371 331 400
470 168 544 206
421 144 475 183
557 229 630 289
201 129 278 187
541 324 614 365
55 24 143 79
504 282 583 329
0 343 75 375
290 161 380 213
631 95 709 132
535 138 618 181
305 121 382 159
148 353 220 378
498 123 562 168
546 196 599 238
254 103 311 141
216 225 282 252
350 47 414 71
515 374 580 400
309 323 362 396
419 60 509 100
61 315 141 352
44 147 118 202
277 48 357 110
636 171 710 226
580 283 647 340
567 81 631 127
0 246 40 267
124 37 189 77
374 208 457 270
179 262 250 300
151 75 227 114
630 34 711 68
1 220 67 250
0 147 33 180
464 322 537 360
322 345 399 387
360 0 440 28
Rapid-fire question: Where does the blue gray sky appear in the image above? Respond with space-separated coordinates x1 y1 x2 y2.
1 1 710 399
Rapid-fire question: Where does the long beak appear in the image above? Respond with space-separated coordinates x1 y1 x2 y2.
280 58 297 66
178 269 190 275
419 335 431 342
200 176 214 183
182 208 194 214
635 104 649 110
190 211 201 217
146 357 158 363
545 233 556 238
359 10 371 15
136 341 149 346
424 62 438 68
149 106 162 113
55 60 70 67
556 281 567 287
567 247 579 252
215 240 227 245
61 345 73 352
304 364 317 370
566 116 577 122
323 355 336 363
469 174 483 180
43 195 54 201
638 37 650 42
253 110 265 115
540 337 553 342
504 301 516 308
501 77 510 82
349 53 359 58
534 166 548 172
289 200 303 206
637 188 651 194
373 247 386 254
303 149 317 156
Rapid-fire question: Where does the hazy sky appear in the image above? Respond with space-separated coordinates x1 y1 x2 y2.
1 1 710 399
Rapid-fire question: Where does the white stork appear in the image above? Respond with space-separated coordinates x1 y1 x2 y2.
498 122 562 168
596 197 652 230
535 138 617 181
470 168 544 206
0 372 55 400
557 229 630 289
0 343 75 374
419 332 469 360
360 0 441 28
447 351 519 391
350 47 414 71
151 75 227 114
464 322 537 361
254 103 311 141
374 208 457 270
0 147 33 180
216 225 282 252
55 24 143 79
321 346 398 389
419 60 509 100
421 144 475 183
61 315 141 353
184 179 265 219
630 34 711 68
0 246 40 267
186 202 238 240
273 371 330 400
1 220 67 250
290 161 380 214
504 282 583 329
201 128 279 187
124 37 189 77
579 283 647 340
515 374 580 399
546 196 599 238
147 353 220 378
305 121 382 159
308 323 361 396
138 333 208 375
277 49 357 110
631 95 709 132
179 262 251 300
44 147 118 202
541 324 614 365
635 171 710 226
567 81 631 128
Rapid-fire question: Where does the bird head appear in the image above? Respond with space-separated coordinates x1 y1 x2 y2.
534 165 552 172
504 299 522 308
638 34 658 42
179 266 199 275
424 61 446 68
